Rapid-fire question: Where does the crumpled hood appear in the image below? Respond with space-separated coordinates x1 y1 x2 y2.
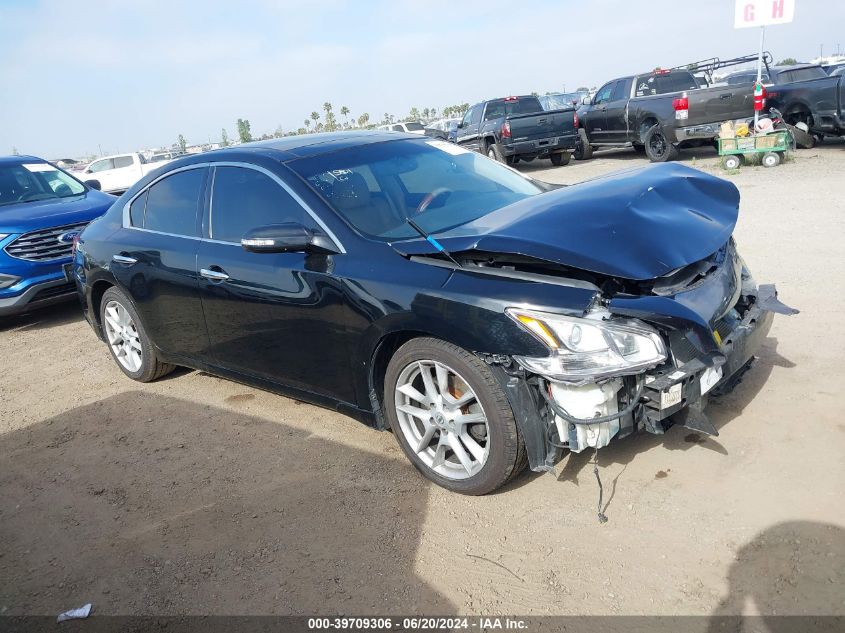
396 163 740 281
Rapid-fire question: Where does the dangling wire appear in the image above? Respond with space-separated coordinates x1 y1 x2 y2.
593 447 608 524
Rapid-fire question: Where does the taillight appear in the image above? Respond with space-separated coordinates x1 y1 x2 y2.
672 92 689 120
501 121 512 138
573 110 579 128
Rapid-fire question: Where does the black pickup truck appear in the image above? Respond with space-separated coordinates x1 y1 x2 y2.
765 65 845 139
455 96 577 167
575 69 756 162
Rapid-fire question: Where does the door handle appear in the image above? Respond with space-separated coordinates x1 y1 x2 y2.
200 267 230 282
599 106 607 111
720 93 733 99
112 254 137 265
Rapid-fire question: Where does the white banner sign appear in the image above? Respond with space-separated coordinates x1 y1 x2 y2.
735 0 795 28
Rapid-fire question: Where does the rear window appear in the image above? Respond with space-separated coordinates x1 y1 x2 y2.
485 97 543 119
777 67 827 83
634 72 698 96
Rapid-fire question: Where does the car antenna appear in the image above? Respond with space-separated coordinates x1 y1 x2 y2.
405 217 462 268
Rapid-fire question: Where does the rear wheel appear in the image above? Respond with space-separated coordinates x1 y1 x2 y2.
550 151 571 166
574 128 593 160
644 125 679 162
761 151 781 168
384 338 526 495
100 287 174 382
486 141 505 163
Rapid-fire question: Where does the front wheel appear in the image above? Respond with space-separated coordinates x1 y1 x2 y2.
722 154 743 170
100 286 175 382
643 125 679 162
384 338 527 495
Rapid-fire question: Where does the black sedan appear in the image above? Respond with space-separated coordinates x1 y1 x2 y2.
72 132 795 495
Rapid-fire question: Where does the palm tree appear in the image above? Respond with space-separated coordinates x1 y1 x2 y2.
311 111 320 129
357 112 370 128
423 108 430 120
340 105 350 127
304 119 311 133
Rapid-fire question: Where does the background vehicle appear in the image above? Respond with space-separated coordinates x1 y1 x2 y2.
73 132 792 495
79 152 168 194
424 117 461 141
376 122 426 135
575 68 757 162
149 151 184 163
456 95 577 166
538 92 588 111
0 156 114 316
766 67 845 138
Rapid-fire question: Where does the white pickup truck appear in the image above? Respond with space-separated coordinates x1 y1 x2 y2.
80 152 170 194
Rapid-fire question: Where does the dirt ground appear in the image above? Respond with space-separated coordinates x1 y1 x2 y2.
1 140 843 620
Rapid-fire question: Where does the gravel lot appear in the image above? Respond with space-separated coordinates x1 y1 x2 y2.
1 141 843 619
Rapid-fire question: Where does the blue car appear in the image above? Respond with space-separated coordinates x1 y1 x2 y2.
0 155 114 317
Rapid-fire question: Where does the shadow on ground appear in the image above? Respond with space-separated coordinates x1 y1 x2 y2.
0 301 83 333
0 392 452 615
707 521 845 632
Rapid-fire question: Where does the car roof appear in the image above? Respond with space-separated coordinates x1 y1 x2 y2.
771 64 823 72
202 130 421 161
0 155 45 165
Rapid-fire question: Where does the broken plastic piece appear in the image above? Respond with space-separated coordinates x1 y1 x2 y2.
757 284 799 316
57 603 92 623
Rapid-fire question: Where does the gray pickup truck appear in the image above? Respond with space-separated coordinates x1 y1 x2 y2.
455 96 577 167
576 69 756 162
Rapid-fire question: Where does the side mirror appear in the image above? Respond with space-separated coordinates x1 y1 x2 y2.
84 179 102 190
457 121 465 129
581 95 592 105
241 223 338 255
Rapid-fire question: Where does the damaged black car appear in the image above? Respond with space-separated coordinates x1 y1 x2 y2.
72 132 796 495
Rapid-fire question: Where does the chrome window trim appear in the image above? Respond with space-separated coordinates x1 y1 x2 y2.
123 161 346 254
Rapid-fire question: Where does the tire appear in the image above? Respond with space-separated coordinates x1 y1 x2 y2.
99 286 175 382
550 151 570 166
485 141 505 163
384 337 526 495
721 155 743 170
574 128 593 160
761 151 781 168
643 124 679 162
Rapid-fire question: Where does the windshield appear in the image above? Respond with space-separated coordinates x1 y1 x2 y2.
290 139 543 241
0 162 87 207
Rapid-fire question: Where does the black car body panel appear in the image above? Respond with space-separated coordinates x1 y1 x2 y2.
73 133 794 475
393 163 739 281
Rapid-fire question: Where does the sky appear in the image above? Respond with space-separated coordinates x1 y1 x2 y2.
1 0 843 158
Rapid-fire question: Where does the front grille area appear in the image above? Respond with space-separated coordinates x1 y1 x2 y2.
30 282 75 303
3 222 87 262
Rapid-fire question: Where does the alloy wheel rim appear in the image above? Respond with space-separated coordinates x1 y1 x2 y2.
649 133 666 156
103 300 143 372
394 360 490 480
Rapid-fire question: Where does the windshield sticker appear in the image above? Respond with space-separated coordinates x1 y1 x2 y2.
425 140 471 156
22 163 54 172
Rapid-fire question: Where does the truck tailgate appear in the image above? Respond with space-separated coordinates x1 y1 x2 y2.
686 84 755 125
507 109 576 142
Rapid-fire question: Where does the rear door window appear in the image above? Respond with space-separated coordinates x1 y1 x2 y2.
210 167 313 243
88 159 114 173
141 168 205 236
113 156 134 169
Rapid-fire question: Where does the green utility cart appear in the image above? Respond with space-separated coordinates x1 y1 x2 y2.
717 130 792 169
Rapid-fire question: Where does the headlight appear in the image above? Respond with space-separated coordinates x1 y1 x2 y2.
506 308 667 383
